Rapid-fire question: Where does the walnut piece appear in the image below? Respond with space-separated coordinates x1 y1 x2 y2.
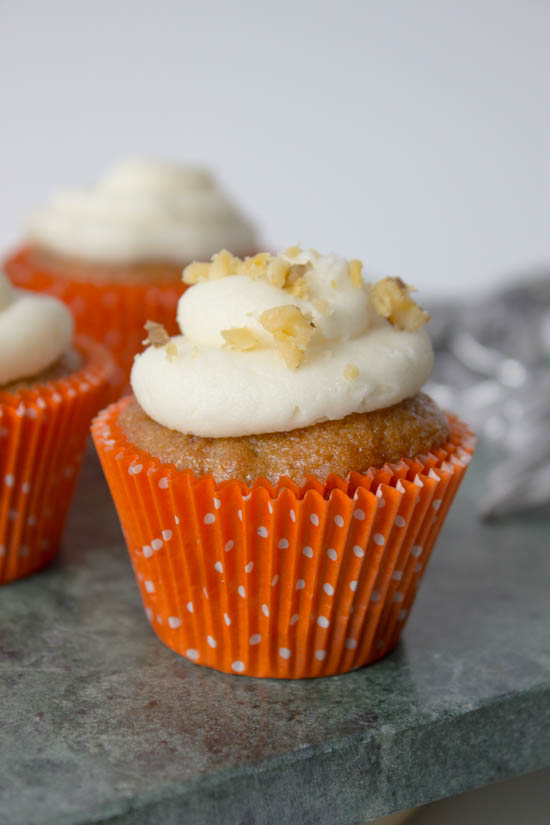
349 259 363 288
143 321 170 347
221 327 262 351
259 305 315 369
370 277 430 331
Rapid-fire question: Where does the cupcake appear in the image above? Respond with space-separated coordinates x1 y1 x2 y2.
4 158 258 387
0 269 114 583
92 247 474 678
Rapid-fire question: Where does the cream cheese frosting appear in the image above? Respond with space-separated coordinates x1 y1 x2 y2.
26 158 258 264
131 248 434 438
0 270 73 386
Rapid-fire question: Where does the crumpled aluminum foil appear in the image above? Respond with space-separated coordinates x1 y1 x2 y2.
424 273 550 520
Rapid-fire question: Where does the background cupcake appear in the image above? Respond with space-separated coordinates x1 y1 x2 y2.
0 270 114 583
93 247 474 678
4 157 258 387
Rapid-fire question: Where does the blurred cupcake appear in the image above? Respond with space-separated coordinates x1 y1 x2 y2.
0 270 114 584
4 158 258 386
92 247 474 678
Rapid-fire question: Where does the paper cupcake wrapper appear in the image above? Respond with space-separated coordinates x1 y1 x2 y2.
5 246 187 391
92 398 475 678
0 337 115 584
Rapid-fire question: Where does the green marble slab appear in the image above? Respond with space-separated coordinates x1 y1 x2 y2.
1 444 549 825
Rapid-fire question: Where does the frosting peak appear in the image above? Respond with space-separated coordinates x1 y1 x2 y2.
131 248 434 438
26 157 258 264
0 271 73 386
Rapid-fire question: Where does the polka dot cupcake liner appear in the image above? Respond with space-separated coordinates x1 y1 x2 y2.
92 398 475 679
4 246 187 392
0 337 115 584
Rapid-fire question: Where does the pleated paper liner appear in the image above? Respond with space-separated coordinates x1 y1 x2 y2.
92 399 474 678
4 246 187 391
0 337 115 584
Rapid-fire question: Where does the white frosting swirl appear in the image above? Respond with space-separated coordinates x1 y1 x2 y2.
27 158 258 264
0 270 73 386
131 250 434 437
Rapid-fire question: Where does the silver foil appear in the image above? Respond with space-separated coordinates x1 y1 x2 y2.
424 273 550 520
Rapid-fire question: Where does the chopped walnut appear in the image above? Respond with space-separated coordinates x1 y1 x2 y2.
221 327 262 351
344 363 360 381
371 277 430 331
182 261 211 285
143 321 170 347
165 340 179 361
349 259 363 288
259 305 315 368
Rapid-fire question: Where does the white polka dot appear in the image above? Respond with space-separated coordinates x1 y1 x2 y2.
232 660 245 672
225 540 234 552
377 497 386 509
214 561 223 574
249 634 261 645
257 526 268 538
262 604 269 617
396 480 405 494
353 545 364 558
16 403 25 416
345 638 357 649
0 546 4 556
245 561 254 573
278 538 289 549
349 580 358 591
202 587 209 599
333 515 344 527
296 579 305 590
302 546 313 558
392 570 403 581
309 513 320 526
433 498 442 511
27 408 37 419
243 492 252 501
414 562 423 572
168 616 181 629
393 591 404 603
8 509 17 520
323 583 334 596
238 585 246 598
271 574 279 587
327 548 337 561
315 649 326 661
142 545 153 558
213 498 221 509
186 601 194 613
268 501 273 513
186 649 199 661
224 613 231 626
317 616 330 628
162 529 173 541
4 474 14 487
144 581 155 593
238 509 243 521
353 509 365 520
151 538 163 551
411 545 423 557
290 613 299 625
290 509 296 522
398 609 408 620
129 464 143 475
370 590 381 602
279 647 291 659
21 482 30 494
158 477 169 489
174 516 180 525
204 513 215 525
207 635 217 648
373 533 385 546
27 515 36 527
395 515 406 527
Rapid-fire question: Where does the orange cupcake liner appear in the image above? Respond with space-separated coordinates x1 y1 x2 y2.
0 337 115 584
5 246 187 391
92 398 475 678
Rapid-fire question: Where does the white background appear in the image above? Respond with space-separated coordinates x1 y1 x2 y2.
1 0 549 297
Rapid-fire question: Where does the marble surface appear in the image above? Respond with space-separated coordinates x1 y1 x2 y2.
1 444 549 825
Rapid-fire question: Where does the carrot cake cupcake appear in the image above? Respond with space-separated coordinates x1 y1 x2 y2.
0 269 114 583
93 246 474 678
4 158 258 385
